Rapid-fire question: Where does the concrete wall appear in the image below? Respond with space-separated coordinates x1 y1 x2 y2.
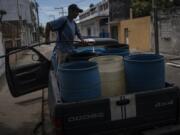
0 32 5 77
119 16 152 52
158 9 180 55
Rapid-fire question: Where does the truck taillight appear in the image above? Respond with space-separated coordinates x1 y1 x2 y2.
52 117 63 135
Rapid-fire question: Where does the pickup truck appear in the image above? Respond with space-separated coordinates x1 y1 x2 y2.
5 38 180 135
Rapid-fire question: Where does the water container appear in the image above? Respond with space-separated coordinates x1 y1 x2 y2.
67 52 97 62
103 44 129 56
75 47 106 55
102 48 129 57
89 55 125 97
124 54 165 93
105 44 129 50
58 61 101 102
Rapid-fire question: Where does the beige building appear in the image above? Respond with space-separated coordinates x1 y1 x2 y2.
118 16 152 52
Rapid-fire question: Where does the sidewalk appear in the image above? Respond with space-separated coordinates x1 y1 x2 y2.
161 53 180 62
0 75 53 135
0 45 54 135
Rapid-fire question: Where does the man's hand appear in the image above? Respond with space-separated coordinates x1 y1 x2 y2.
80 39 88 46
84 39 95 46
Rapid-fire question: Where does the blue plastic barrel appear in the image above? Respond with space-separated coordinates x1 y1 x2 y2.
75 47 106 55
102 48 129 57
105 44 129 50
124 54 165 93
67 52 97 62
58 61 101 102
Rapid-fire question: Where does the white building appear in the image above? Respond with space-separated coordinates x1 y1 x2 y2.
0 0 32 23
0 0 39 48
78 0 109 38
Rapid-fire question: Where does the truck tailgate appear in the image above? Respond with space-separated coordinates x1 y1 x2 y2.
48 71 179 135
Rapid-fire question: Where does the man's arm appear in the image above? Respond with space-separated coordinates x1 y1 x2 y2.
45 17 67 43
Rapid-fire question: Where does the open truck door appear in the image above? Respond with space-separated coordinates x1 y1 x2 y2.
5 47 50 97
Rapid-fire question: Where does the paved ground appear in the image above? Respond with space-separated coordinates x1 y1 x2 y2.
0 78 46 135
0 44 54 135
166 59 180 87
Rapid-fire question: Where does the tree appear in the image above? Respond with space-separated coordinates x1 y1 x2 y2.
89 3 94 8
132 0 174 18
132 0 151 17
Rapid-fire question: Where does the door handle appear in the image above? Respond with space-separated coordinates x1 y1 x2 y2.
116 99 130 106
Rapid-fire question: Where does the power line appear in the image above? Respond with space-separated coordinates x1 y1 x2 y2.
57 0 92 8
54 7 66 16
75 0 89 3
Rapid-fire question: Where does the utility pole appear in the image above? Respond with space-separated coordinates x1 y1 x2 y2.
16 0 21 35
55 7 66 16
16 0 23 47
152 0 159 55
49 15 55 20
35 0 40 42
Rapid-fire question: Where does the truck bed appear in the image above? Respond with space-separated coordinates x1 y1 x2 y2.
48 70 180 135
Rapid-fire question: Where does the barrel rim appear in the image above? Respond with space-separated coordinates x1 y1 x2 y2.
89 55 123 64
124 54 164 63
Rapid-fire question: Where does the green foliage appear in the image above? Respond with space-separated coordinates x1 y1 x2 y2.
132 0 174 18
157 0 174 9
132 0 151 17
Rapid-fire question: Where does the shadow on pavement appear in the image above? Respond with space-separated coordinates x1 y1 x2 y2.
0 121 42 135
0 123 16 135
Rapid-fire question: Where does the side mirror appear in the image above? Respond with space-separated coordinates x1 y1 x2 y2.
32 54 40 61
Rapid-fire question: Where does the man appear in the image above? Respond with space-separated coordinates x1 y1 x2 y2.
45 4 84 64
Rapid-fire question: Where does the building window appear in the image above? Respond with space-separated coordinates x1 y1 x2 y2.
124 28 129 44
16 40 21 47
87 28 91 36
4 40 13 51
111 25 118 40
104 3 108 10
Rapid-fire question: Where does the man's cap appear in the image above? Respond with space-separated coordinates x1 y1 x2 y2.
68 4 83 13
